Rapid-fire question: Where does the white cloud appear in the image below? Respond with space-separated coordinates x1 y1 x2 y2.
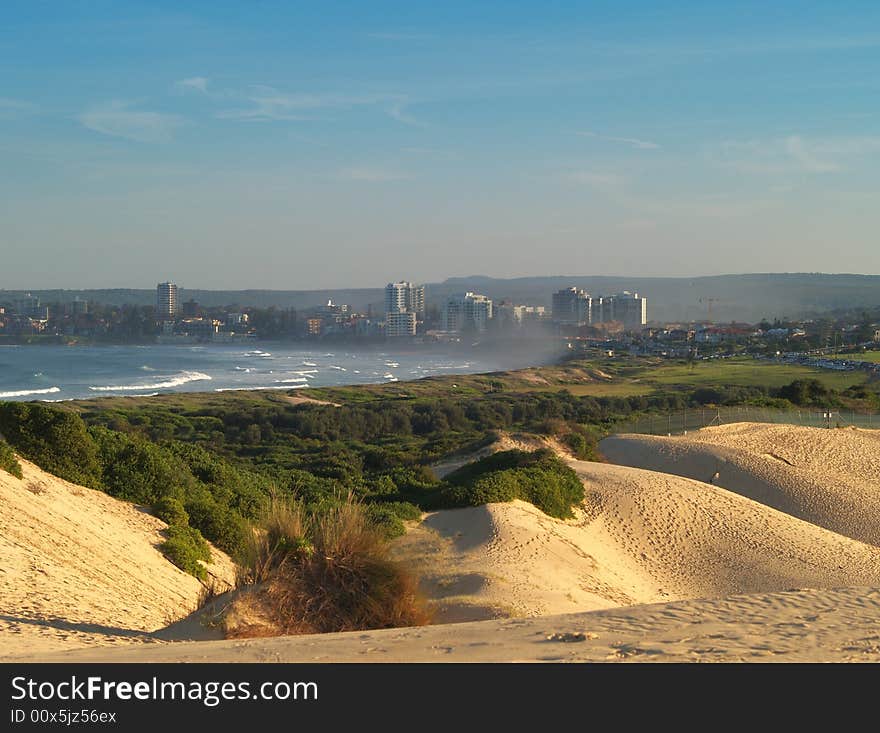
387 100 424 127
716 135 880 174
577 130 660 150
174 76 209 94
337 167 410 182
78 101 186 143
216 86 416 125
0 97 37 119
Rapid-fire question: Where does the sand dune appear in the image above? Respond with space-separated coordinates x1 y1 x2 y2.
0 457 235 657
12 585 880 663
393 457 880 621
600 423 880 545
6 422 880 662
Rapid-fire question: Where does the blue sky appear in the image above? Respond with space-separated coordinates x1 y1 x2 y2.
2 1 879 289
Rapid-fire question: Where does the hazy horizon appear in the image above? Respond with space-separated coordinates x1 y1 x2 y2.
3 1 880 289
4 270 880 295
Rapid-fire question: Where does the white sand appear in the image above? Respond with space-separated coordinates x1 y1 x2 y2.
6 422 880 662
11 586 880 663
393 457 880 622
600 423 880 545
0 457 234 657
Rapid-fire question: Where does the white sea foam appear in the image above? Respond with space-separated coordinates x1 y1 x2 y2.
328 365 347 371
234 367 253 372
140 365 156 371
215 384 307 392
0 386 61 398
273 378 309 383
302 361 318 367
385 362 400 368
88 371 212 392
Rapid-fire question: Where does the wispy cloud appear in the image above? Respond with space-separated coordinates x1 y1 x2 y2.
365 32 431 41
0 97 37 119
214 85 419 125
174 76 209 94
387 100 424 127
716 135 880 174
337 167 411 182
577 130 660 150
78 101 187 143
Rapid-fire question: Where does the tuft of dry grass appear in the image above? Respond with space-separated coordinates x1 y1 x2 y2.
224 495 430 638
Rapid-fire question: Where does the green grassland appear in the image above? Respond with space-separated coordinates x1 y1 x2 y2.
303 356 874 401
828 350 880 363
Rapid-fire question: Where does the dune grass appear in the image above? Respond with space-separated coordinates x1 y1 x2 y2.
225 496 430 637
0 440 22 479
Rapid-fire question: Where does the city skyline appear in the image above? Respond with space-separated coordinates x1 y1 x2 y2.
3 1 880 289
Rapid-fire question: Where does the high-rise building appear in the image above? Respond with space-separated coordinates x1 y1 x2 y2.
384 282 425 319
496 302 547 329
156 282 178 320
13 293 49 321
604 292 647 331
385 311 417 338
551 287 647 331
551 287 593 325
442 292 493 333
384 281 425 337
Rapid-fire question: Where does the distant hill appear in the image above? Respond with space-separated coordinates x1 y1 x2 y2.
2 273 879 323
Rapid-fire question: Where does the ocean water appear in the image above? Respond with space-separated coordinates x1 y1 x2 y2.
0 344 537 401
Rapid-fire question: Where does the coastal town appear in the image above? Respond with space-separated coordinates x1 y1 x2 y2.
2 281 878 373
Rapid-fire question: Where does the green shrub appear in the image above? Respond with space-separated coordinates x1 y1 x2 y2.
435 449 584 519
90 426 192 505
185 497 249 558
154 496 189 526
160 525 211 580
0 403 102 488
560 427 600 461
0 440 22 479
364 501 422 539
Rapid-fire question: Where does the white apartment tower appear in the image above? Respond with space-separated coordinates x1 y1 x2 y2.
442 292 493 333
384 281 425 318
384 281 425 337
156 282 179 320
605 291 647 331
551 287 593 325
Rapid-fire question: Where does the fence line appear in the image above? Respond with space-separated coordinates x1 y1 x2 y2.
615 406 879 436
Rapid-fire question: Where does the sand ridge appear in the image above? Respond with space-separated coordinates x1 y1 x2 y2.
392 452 880 621
11 586 880 663
0 456 235 656
600 423 880 545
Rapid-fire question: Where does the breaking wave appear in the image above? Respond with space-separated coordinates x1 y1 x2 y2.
0 386 61 399
89 371 212 392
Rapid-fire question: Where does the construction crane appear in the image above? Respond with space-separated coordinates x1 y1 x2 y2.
699 297 720 322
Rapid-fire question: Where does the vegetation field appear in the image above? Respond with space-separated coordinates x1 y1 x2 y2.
828 350 880 363
1 352 876 590
630 359 871 392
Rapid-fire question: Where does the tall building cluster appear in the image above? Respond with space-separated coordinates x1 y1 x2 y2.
384 281 425 337
551 287 647 331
